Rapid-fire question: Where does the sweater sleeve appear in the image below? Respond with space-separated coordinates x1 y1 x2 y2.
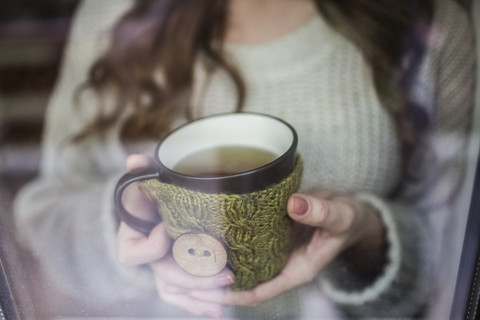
12 0 157 305
317 0 476 317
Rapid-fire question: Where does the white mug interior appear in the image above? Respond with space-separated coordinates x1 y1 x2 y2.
157 113 295 171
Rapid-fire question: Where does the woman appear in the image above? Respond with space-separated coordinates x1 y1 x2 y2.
14 0 475 318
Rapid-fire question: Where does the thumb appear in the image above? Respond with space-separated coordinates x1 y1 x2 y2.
287 193 354 234
126 153 155 172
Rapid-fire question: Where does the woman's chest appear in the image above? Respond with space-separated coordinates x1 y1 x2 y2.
195 54 402 195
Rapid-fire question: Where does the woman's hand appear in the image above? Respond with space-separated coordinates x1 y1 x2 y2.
187 190 385 307
116 154 168 266
116 154 234 318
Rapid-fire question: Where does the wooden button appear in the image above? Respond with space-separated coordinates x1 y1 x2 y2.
172 233 227 277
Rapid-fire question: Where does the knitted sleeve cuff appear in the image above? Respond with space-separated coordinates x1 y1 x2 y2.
317 192 401 305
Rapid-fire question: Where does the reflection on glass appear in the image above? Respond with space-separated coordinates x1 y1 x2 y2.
0 0 477 319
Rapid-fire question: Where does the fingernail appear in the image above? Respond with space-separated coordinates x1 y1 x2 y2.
289 195 309 216
216 274 235 285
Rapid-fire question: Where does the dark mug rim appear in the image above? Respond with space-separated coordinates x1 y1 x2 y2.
154 112 298 194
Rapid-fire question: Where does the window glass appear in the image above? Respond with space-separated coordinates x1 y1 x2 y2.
0 0 478 319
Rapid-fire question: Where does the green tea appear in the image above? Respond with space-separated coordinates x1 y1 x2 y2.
173 146 277 176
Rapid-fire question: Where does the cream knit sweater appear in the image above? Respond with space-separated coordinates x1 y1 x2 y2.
13 0 475 318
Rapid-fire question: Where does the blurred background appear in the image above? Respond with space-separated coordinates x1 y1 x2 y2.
0 1 80 318
0 0 79 194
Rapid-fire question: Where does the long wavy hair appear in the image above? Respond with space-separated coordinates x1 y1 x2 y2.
75 0 434 171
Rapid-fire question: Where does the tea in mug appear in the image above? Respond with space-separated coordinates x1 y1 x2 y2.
173 146 277 176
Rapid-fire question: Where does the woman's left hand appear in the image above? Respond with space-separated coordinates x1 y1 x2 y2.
187 189 385 307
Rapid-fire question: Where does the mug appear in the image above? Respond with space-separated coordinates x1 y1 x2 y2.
114 112 303 290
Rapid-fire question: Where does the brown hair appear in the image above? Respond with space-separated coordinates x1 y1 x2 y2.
315 0 433 174
75 0 434 167
75 0 244 141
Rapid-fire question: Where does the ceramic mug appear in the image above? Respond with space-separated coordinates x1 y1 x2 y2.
114 112 302 289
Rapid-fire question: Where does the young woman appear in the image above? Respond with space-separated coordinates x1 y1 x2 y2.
14 0 475 318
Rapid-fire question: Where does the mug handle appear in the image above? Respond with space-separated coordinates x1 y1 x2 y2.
114 167 161 235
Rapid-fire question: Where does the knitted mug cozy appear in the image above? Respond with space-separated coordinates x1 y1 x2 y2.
140 156 303 290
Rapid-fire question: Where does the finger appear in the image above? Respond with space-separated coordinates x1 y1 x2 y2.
309 189 335 200
189 248 325 306
150 256 235 290
154 275 224 319
189 279 287 307
190 229 346 307
287 193 354 233
126 153 155 172
153 273 189 294
117 222 172 266
122 154 159 221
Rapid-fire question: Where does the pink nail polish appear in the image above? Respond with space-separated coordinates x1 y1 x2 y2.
289 195 308 216
216 274 235 285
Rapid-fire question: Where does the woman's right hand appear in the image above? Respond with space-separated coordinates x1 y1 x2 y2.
116 154 234 318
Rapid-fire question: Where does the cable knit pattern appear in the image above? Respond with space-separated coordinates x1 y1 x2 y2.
12 0 475 318
140 157 303 290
